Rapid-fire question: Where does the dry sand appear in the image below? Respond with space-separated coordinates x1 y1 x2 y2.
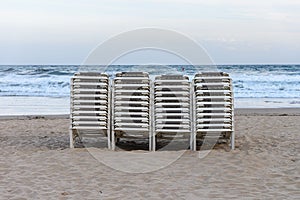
0 109 300 199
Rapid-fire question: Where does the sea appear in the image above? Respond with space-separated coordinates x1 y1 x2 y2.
0 65 299 115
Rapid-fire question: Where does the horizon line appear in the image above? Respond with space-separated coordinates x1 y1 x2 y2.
0 63 299 66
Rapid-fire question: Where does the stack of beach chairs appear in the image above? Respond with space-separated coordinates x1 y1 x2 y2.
111 72 151 150
70 72 110 148
70 72 234 150
153 75 192 150
192 72 234 150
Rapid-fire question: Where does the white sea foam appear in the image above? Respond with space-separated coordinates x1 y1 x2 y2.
0 65 299 98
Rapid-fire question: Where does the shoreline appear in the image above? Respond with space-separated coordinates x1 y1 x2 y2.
1 96 300 116
1 108 300 120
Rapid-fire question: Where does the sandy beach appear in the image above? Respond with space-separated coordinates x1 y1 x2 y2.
0 108 299 199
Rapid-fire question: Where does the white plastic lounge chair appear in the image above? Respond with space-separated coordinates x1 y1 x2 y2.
70 72 111 148
153 75 192 151
192 72 234 150
111 72 151 150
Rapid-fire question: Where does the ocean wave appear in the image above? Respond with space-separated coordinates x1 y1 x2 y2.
0 65 299 98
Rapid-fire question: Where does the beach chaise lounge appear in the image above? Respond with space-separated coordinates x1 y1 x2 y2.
153 75 192 151
69 72 111 148
111 72 151 150
192 72 234 150
69 71 234 151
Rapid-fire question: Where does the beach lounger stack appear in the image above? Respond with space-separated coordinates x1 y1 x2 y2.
70 72 110 148
153 75 192 151
111 72 151 150
192 72 234 150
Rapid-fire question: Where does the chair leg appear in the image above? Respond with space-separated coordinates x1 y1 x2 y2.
230 131 235 150
152 132 156 151
149 132 152 151
107 133 111 150
190 131 196 151
69 129 75 148
190 132 192 151
112 131 115 150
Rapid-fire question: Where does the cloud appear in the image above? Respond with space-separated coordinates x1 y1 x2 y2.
0 0 299 64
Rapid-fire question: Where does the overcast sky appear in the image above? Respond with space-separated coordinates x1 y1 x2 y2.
0 0 299 65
